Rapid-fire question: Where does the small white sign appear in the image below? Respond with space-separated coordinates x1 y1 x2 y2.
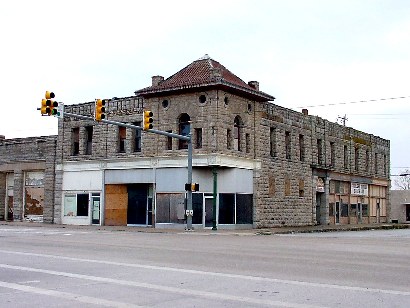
351 183 368 196
55 102 64 119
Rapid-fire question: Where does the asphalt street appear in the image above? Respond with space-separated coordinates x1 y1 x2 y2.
0 225 409 307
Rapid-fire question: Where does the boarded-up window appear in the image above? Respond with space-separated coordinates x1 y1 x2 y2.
374 153 379 174
344 145 349 169
330 142 336 167
365 149 370 172
227 129 232 149
156 193 185 224
85 126 93 155
270 127 276 157
383 154 387 175
355 147 359 171
299 179 305 197
72 127 79 155
118 127 126 153
285 131 291 160
234 116 241 151
133 122 142 152
104 185 127 226
299 134 305 161
317 139 323 165
195 128 202 149
285 177 291 196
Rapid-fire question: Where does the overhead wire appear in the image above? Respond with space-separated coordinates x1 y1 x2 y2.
296 95 410 109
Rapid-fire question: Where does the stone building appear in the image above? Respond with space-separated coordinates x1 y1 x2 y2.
1 55 391 228
0 135 57 222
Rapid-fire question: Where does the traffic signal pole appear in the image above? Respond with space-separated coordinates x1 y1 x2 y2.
62 111 195 230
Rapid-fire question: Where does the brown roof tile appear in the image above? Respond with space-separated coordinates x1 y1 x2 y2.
135 55 275 101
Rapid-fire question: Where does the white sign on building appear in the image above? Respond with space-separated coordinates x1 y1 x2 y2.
351 183 369 196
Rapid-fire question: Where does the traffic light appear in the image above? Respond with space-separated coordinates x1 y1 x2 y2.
95 99 106 121
40 91 58 116
185 183 199 191
143 110 153 130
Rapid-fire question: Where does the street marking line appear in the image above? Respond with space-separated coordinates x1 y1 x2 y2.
0 280 142 308
0 263 324 308
1 249 409 297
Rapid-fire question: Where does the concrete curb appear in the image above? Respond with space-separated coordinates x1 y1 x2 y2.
1 221 409 236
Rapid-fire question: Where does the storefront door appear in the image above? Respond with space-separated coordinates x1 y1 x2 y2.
91 193 100 225
127 184 151 225
335 202 340 224
204 197 214 228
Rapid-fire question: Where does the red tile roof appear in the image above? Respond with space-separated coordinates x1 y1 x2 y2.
135 55 275 101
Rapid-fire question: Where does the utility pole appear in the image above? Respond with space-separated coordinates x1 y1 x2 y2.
337 114 348 126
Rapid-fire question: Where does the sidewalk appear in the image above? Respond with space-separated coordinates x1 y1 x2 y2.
1 220 409 235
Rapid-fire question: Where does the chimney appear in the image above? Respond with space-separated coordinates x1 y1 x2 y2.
248 81 259 91
302 109 309 116
152 75 164 87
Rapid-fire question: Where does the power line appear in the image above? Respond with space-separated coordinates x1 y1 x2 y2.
297 95 410 109
348 113 410 116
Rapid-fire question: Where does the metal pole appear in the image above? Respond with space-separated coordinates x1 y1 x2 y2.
212 166 218 230
186 134 193 230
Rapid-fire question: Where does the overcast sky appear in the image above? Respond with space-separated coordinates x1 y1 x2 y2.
0 0 409 179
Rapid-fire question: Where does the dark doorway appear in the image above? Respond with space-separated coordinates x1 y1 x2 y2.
406 205 410 222
316 193 321 224
205 197 213 227
127 184 150 225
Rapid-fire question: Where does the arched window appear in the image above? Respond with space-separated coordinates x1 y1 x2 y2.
234 116 242 151
179 113 191 149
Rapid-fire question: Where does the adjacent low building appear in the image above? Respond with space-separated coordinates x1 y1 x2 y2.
0 135 57 222
1 55 391 228
390 190 410 223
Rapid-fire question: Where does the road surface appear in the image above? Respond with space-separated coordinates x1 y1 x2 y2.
0 225 409 307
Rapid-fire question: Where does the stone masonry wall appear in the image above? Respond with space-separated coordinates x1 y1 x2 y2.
253 102 390 227
0 136 57 222
57 90 390 228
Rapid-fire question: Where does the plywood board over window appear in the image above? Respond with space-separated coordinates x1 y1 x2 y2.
105 184 128 226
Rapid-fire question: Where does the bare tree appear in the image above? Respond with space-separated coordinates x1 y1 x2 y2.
394 169 410 190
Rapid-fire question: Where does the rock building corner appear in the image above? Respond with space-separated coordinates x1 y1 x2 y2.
0 55 391 229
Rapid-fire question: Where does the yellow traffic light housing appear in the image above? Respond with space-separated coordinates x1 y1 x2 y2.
41 99 50 115
40 91 57 116
45 91 55 100
143 110 153 130
95 99 106 121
